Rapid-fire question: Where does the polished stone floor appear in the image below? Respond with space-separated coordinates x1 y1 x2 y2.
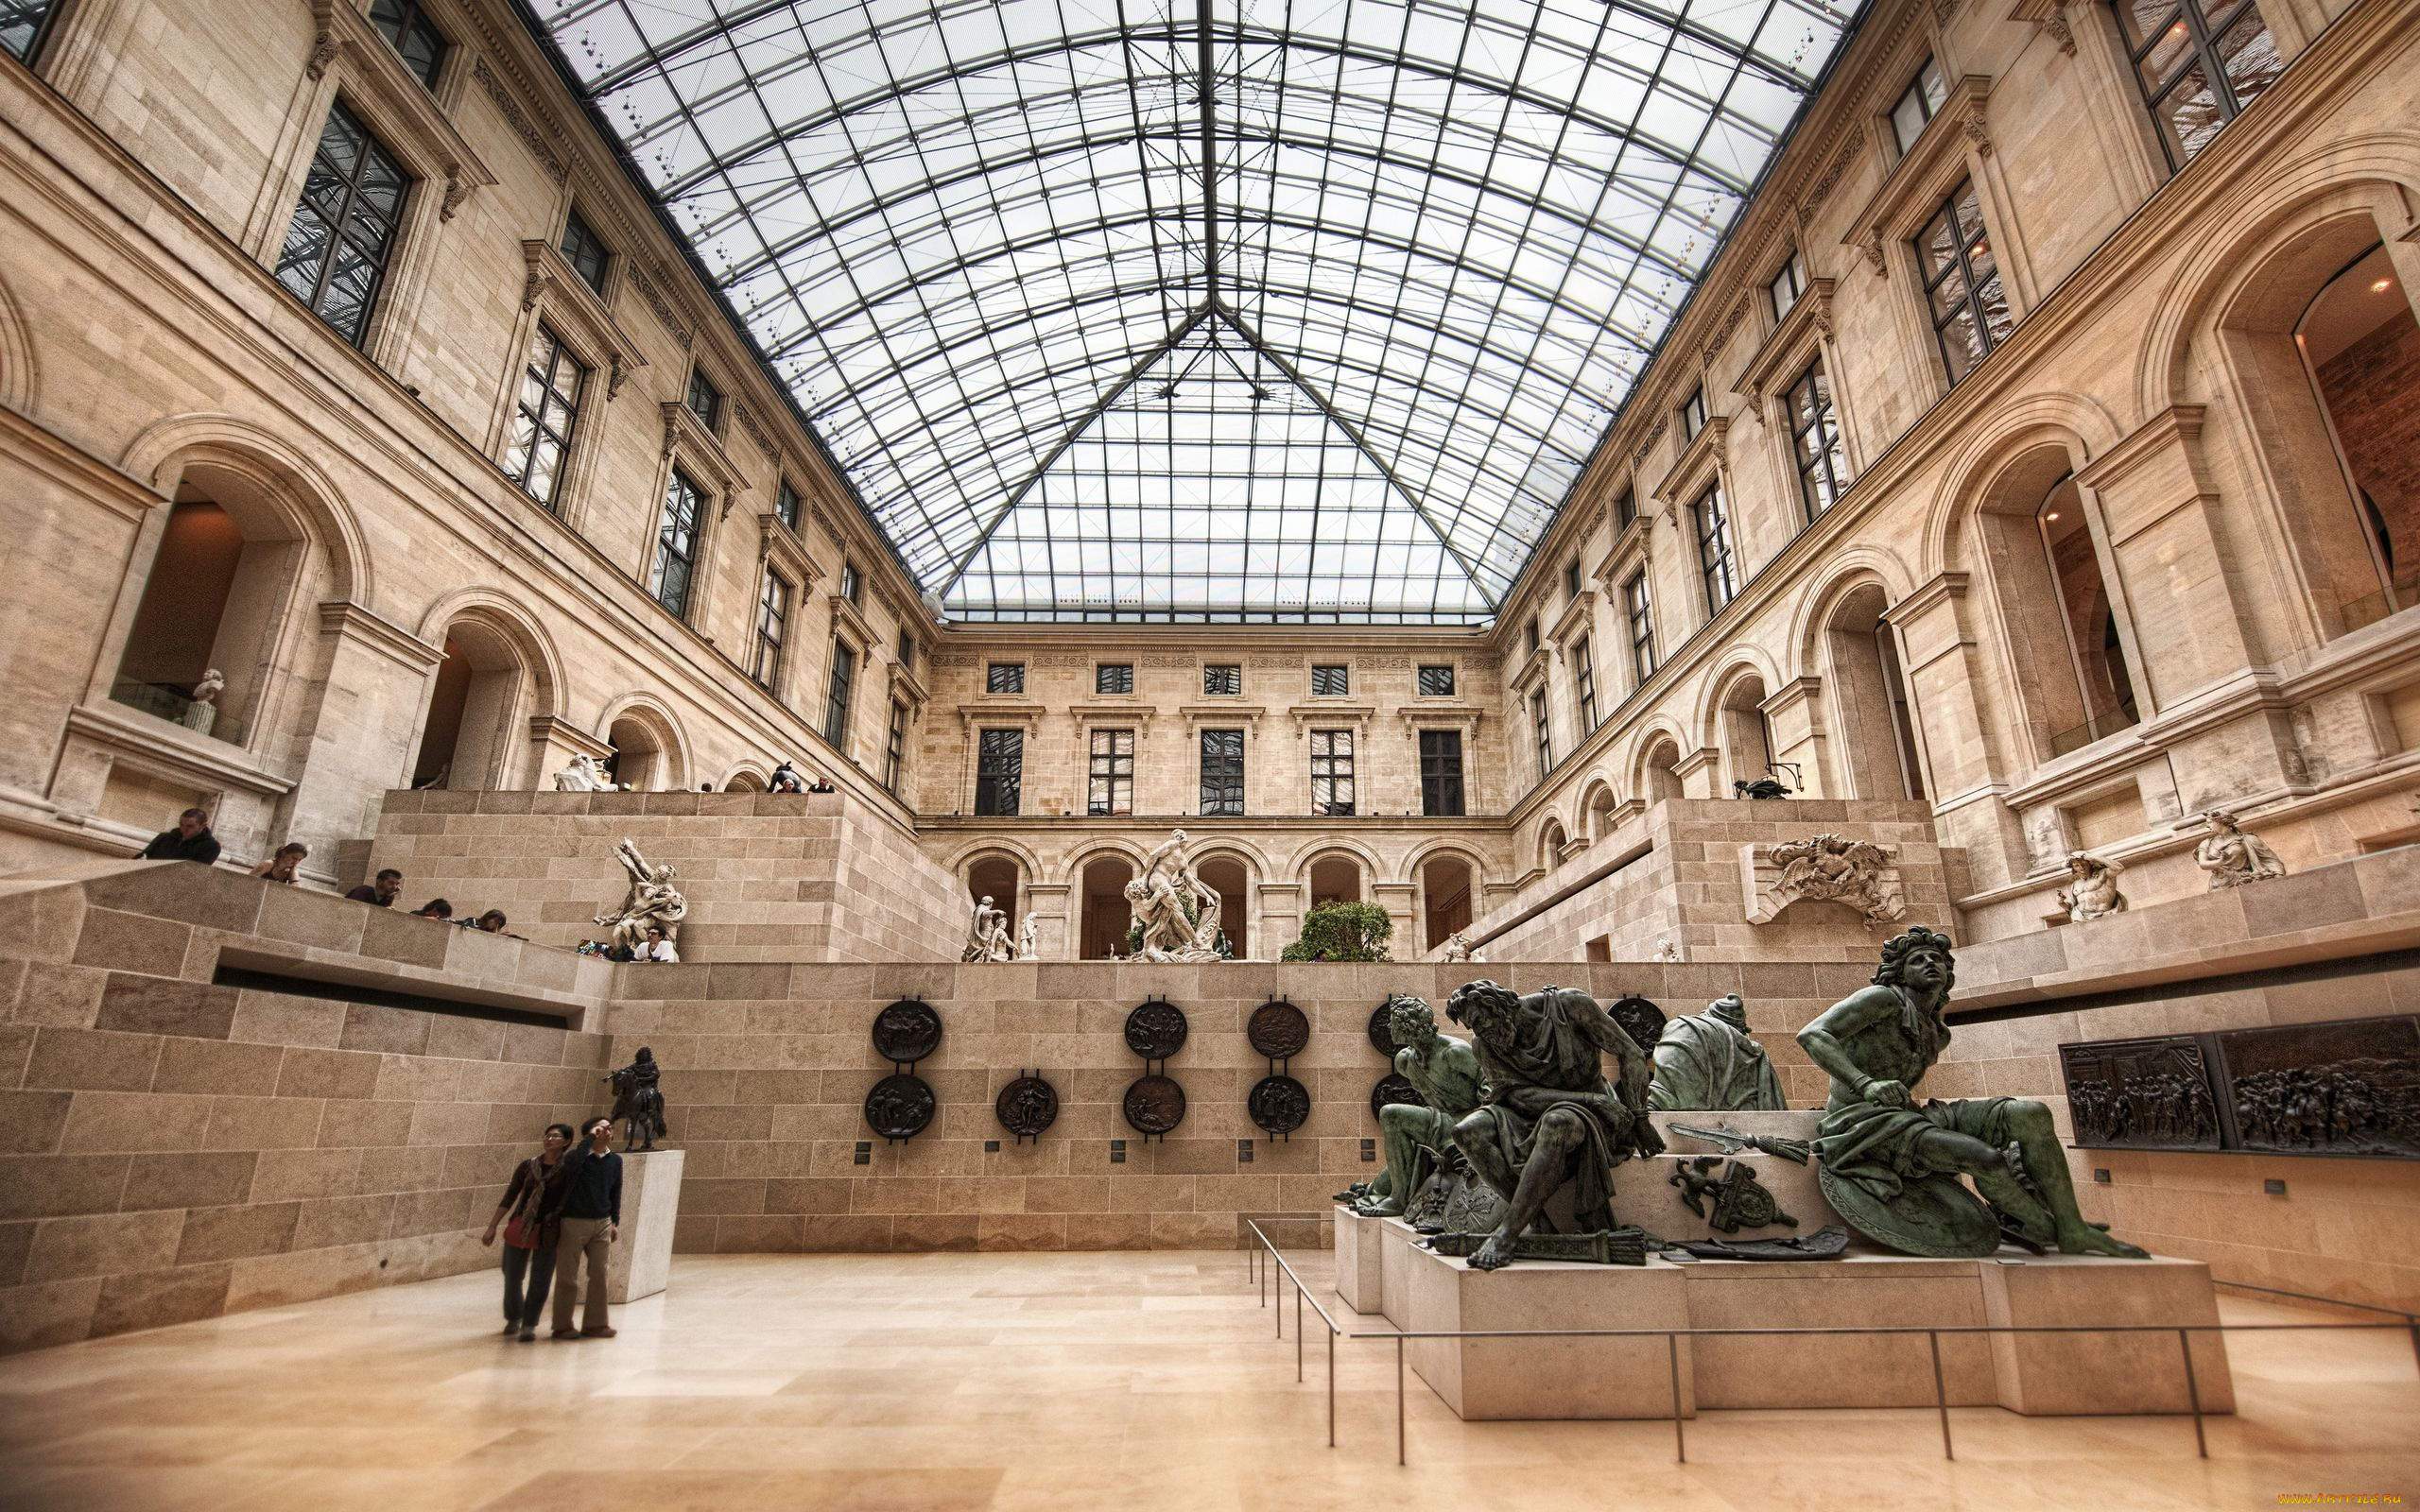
0 1249 2412 1510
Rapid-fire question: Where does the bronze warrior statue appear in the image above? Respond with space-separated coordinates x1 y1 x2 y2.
1796 926 2145 1259
605 1045 667 1152
1354 994 1489 1218
1444 980 1663 1269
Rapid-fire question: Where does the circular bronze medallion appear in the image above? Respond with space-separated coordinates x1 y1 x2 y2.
994 1074 1060 1139
864 1073 936 1141
871 999 943 1064
1369 1072 1426 1124
1124 1000 1189 1060
1367 1001 1399 1057
1249 1074 1311 1136
1122 1074 1186 1135
1607 995 1667 1056
1247 999 1310 1061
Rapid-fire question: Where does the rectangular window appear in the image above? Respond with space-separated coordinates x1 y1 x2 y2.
1531 692 1553 776
1916 180 2014 386
502 325 584 510
1695 484 1739 614
975 729 1023 816
2118 0 2283 166
370 0 446 89
1788 357 1848 521
1310 664 1349 696
1096 662 1133 695
1563 558 1582 600
1525 617 1541 653
559 208 608 291
274 102 409 348
1891 56 1948 154
1199 730 1245 816
1624 570 1656 684
822 641 856 748
839 561 862 606
1615 488 1637 531
1679 386 1707 443
684 368 722 431
1202 663 1241 696
1417 664 1456 697
774 481 801 533
750 569 790 694
2 0 63 62
1087 729 1135 816
986 662 1025 695
884 700 908 795
1420 730 1465 817
1769 248 1809 323
896 629 915 671
1575 637 1599 731
648 468 704 618
1309 730 1355 816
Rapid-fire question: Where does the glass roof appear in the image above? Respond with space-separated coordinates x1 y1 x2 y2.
528 0 1862 623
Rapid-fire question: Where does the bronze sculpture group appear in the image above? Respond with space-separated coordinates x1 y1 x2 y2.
1355 925 2150 1267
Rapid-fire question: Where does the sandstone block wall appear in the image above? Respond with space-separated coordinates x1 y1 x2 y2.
605 958 1868 1257
0 863 614 1353
369 787 967 962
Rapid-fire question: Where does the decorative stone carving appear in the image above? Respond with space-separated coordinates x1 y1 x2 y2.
1647 994 1787 1111
1441 980 1664 1269
182 668 224 735
1797 925 2149 1259
1438 930 1479 963
553 753 606 791
1668 1156 1797 1233
961 894 1013 963
1352 994 1489 1219
2195 810 2285 889
1124 829 1223 962
2055 850 2127 922
1651 937 1685 963
1745 833 1905 925
471 56 568 186
1015 915 1038 961
595 839 687 954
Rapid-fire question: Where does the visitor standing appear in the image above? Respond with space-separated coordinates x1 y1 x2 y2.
547 1116 621 1339
481 1123 574 1341
251 842 308 884
345 868 404 906
138 808 220 866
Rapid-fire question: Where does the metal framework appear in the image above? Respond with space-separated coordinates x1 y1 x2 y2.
529 0 1862 622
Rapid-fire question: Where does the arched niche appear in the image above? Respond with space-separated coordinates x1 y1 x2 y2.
2293 242 2417 626
1306 852 1362 908
1715 671 1773 792
1821 582 1928 800
1582 780 1619 842
603 705 685 791
722 768 769 792
967 853 1023 939
1078 854 1134 959
1640 736 1685 804
1421 853 1474 951
410 617 532 790
1536 819 1567 871
1192 850 1251 958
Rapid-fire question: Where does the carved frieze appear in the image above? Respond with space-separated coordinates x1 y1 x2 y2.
471 56 568 186
1742 834 1906 926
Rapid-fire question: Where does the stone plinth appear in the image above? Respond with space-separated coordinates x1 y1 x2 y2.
1408 1248 1695 1420
610 1149 685 1305
1646 1109 1835 1241
1333 1206 1387 1314
1403 1242 2235 1420
1981 1254 2235 1413
1377 1216 1419 1328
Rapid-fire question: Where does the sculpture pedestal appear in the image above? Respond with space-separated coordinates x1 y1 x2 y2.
608 1149 683 1305
1332 1206 1387 1314
1403 1244 2233 1421
1376 1216 1419 1328
1642 1109 1838 1242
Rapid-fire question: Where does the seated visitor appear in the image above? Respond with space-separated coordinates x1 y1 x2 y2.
807 774 836 793
411 898 453 920
475 909 517 936
639 925 679 963
480 1122 574 1342
138 807 221 866
251 842 308 884
344 868 403 907
768 760 804 793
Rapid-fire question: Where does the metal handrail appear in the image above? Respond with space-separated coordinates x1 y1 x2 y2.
1240 1221 2420 1469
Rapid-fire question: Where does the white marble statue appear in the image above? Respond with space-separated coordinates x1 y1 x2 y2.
1016 915 1038 961
595 838 686 953
1438 930 1479 963
1651 936 1685 963
2196 810 2285 889
554 753 607 792
962 894 1013 963
1124 828 1224 963
182 668 224 735
2055 850 2127 921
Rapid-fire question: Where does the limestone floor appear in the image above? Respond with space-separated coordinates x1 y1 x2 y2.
0 1249 2412 1510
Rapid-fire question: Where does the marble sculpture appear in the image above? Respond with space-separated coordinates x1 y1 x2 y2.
595 838 686 954
2056 850 2128 921
2196 810 2286 889
1124 829 1224 962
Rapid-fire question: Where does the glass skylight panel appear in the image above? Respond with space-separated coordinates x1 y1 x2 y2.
532 0 1861 620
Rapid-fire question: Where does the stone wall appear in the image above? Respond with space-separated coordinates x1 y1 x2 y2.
0 863 614 1353
368 787 967 962
606 958 1869 1257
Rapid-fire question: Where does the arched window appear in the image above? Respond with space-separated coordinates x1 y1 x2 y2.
605 711 683 791
1422 855 1473 951
1823 585 1928 800
112 484 305 745
2038 478 2140 752
2297 245 2417 627
1536 820 1567 871
1642 739 1685 803
1718 675 1774 789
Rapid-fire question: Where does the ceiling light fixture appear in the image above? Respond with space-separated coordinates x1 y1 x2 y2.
2372 277 2395 292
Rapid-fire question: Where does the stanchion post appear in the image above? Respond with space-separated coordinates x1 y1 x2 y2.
2179 1328 2207 1459
1927 1329 1952 1461
1296 1282 1304 1382
1396 1334 1407 1467
1327 1326 1336 1448
1667 1332 1685 1464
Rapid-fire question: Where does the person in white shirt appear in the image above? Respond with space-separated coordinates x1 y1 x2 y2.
640 926 679 963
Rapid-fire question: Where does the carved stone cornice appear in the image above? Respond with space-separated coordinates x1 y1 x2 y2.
307 2 495 221
1842 76 1996 275
1506 643 1553 696
1651 415 1729 508
2011 0 2079 52
955 701 1045 732
1735 279 1838 417
659 401 743 505
469 55 567 185
887 661 930 711
625 264 695 351
827 590 875 649
1285 702 1375 741
756 511 821 586
519 241 643 400
317 600 444 670
1547 588 1599 648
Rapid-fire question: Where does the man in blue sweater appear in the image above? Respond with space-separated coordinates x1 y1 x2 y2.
548 1116 622 1338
